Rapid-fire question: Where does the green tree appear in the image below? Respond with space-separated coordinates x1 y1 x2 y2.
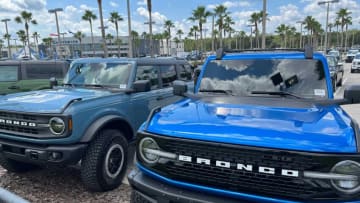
176 29 184 40
336 8 352 48
82 10 97 55
214 5 229 48
188 6 211 51
249 12 262 48
32 32 40 53
275 24 288 48
109 12 123 57
16 30 27 56
131 30 140 57
164 20 175 55
15 11 37 58
73 31 85 57
97 0 108 57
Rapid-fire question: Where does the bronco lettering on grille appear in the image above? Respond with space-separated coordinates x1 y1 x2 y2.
178 155 299 177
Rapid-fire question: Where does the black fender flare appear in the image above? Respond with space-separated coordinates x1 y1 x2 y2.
80 115 133 143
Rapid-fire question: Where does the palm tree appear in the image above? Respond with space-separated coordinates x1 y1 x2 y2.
304 16 316 45
189 25 199 51
249 12 262 48
214 5 229 48
176 29 184 40
73 31 85 57
275 24 288 48
164 20 175 55
223 15 235 48
42 37 53 56
15 11 37 58
131 31 140 57
3 34 11 54
32 32 40 53
106 33 114 45
336 8 352 48
16 30 27 56
97 0 108 57
109 12 123 57
82 10 97 56
188 6 211 51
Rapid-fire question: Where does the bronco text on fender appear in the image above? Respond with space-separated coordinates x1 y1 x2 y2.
129 48 360 203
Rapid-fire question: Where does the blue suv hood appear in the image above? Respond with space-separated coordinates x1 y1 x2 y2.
0 88 112 113
147 97 357 153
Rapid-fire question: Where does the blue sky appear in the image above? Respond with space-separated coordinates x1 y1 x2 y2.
0 0 359 42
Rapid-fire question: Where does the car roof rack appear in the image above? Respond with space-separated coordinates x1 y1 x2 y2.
216 44 313 60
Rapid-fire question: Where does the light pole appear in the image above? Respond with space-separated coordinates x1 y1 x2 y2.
48 8 63 46
318 0 339 52
296 21 304 48
261 0 267 49
1 19 11 58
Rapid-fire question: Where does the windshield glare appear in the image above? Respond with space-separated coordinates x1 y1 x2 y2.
199 59 328 99
64 62 132 88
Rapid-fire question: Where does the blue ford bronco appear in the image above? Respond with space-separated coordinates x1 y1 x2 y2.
129 48 360 202
0 57 193 192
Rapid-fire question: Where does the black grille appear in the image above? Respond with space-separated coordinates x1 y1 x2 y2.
138 133 360 202
0 124 38 134
0 112 45 136
0 112 36 121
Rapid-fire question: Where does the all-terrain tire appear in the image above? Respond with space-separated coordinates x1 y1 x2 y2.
0 154 39 172
80 129 128 192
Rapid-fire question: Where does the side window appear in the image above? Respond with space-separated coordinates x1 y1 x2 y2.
0 66 19 82
176 64 192 81
160 65 177 87
136 65 159 89
25 64 63 79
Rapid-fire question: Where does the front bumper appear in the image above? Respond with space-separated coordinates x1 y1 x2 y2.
128 167 245 203
0 138 87 165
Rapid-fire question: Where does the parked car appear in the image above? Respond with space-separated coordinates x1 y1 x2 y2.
345 49 359 63
351 53 360 73
326 55 343 91
0 60 70 95
328 50 341 61
0 57 193 192
129 48 360 202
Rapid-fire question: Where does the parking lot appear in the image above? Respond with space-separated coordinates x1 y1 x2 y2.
0 62 358 203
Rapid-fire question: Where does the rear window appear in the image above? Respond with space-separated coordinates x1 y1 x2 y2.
25 64 64 79
160 65 177 87
176 64 192 81
200 59 328 98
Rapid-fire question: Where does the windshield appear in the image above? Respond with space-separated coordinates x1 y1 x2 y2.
328 51 339 56
326 56 336 69
349 50 359 54
355 54 360 59
64 62 132 88
199 59 328 99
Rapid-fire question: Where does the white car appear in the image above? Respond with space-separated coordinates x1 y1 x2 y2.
351 53 360 73
346 49 359 63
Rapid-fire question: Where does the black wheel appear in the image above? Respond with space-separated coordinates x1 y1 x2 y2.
351 69 355 73
337 75 343 86
0 154 39 172
81 129 128 192
332 79 336 92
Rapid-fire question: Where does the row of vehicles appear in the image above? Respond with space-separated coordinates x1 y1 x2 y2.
1 47 360 202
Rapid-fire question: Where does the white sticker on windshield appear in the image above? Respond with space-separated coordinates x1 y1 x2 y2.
314 89 325 96
119 84 126 89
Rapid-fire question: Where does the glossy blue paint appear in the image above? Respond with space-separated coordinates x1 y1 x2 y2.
147 98 356 153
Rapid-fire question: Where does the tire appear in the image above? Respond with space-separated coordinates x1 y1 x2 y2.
0 154 39 173
81 129 128 192
332 80 336 93
351 69 355 73
337 74 343 86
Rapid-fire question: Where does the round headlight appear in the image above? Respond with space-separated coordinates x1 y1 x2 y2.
331 160 360 195
49 117 65 135
139 137 160 164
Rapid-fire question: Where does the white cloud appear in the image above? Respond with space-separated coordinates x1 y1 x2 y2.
207 1 250 10
109 1 118 8
137 0 147 6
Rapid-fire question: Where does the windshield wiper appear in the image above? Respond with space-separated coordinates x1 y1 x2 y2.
251 91 302 99
199 89 233 95
84 84 106 88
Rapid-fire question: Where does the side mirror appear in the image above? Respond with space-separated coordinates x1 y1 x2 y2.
344 85 360 104
133 80 151 92
49 77 58 89
173 80 187 96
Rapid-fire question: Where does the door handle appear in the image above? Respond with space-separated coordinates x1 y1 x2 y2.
8 85 20 90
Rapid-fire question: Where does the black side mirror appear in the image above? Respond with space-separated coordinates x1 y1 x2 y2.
133 80 151 92
173 80 187 96
344 85 360 104
49 77 58 89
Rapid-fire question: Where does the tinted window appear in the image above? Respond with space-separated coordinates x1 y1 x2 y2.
0 66 18 82
176 64 192 81
200 59 327 98
136 65 159 89
160 65 177 87
25 64 63 79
